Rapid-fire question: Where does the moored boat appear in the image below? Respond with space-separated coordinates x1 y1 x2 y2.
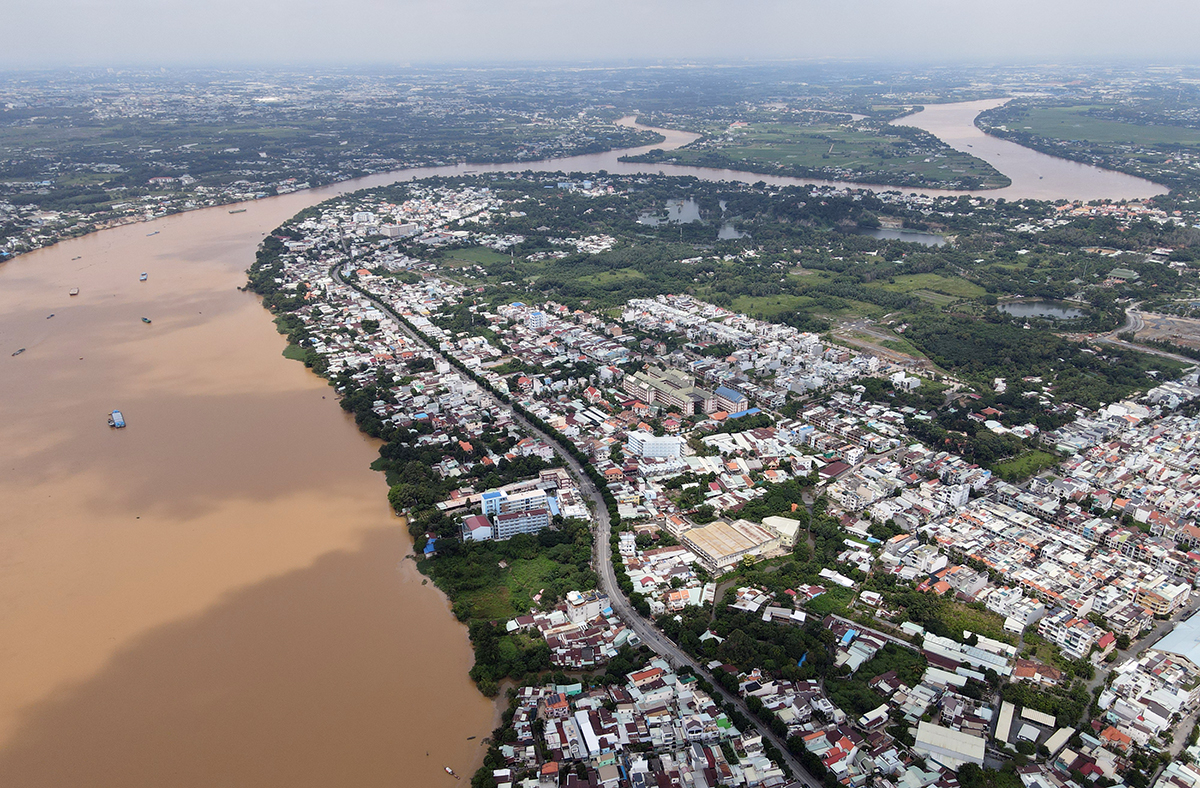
229 208 247 214
108 410 125 428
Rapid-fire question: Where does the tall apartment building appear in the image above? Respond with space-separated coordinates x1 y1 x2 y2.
479 488 553 541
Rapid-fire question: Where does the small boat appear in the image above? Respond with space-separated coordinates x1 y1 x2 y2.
108 410 126 428
71 256 81 261
229 208 247 214
69 288 80 296
12 348 25 356
141 317 152 324
47 314 55 319
146 231 159 236
466 736 476 740
445 767 459 779
140 272 148 281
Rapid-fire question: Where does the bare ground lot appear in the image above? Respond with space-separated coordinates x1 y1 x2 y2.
1135 312 1200 352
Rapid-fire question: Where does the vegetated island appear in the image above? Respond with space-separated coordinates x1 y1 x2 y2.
621 114 1011 191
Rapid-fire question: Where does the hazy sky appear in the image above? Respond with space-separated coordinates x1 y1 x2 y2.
4 0 1199 68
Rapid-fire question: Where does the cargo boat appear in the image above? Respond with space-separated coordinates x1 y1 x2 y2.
229 208 247 214
108 410 125 428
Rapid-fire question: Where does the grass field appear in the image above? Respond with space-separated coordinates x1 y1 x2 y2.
1018 106 1200 148
451 554 565 621
992 451 1060 482
578 267 647 286
804 585 854 616
446 245 511 265
941 601 1015 645
876 337 925 356
728 293 817 318
281 343 307 361
882 273 986 300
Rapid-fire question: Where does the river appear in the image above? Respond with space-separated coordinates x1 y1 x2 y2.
0 101 1165 787
0 193 496 787
894 98 1165 201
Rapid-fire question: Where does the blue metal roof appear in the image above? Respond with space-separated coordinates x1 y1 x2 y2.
727 408 761 420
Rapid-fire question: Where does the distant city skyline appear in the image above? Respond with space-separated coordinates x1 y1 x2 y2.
4 0 1200 69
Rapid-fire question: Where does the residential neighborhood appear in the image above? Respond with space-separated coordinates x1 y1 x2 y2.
249 177 1200 788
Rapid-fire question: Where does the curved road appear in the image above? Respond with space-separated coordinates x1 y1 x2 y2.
1094 304 1196 365
332 264 821 788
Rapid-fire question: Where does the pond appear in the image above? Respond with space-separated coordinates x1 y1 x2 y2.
998 300 1086 320
637 198 702 226
639 198 748 239
854 227 947 247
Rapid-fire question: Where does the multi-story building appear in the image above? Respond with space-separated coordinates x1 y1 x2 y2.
494 508 551 540
626 431 684 458
622 368 713 416
712 385 749 413
482 487 548 517
479 487 553 540
1135 576 1191 616
1038 608 1107 660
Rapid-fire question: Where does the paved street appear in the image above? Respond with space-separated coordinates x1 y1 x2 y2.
338 267 822 788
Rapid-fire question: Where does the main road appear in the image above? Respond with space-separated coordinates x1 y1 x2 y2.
332 264 822 788
1093 303 1197 364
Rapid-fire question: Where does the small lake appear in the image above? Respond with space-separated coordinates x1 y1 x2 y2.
639 198 747 239
854 227 946 247
998 300 1086 320
638 198 701 225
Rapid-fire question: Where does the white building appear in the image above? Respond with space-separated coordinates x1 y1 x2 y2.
481 487 553 540
482 488 548 517
626 431 684 459
762 515 803 548
494 508 551 540
565 590 607 624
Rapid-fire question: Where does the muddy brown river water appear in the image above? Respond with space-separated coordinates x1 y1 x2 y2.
0 200 497 787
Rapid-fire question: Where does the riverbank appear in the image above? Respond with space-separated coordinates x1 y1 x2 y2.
0 183 496 788
255 250 601 700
